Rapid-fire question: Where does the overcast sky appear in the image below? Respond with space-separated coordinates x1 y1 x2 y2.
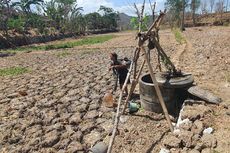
76 0 166 16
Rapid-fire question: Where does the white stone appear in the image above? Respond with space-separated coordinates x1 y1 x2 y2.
203 127 214 134
159 148 170 153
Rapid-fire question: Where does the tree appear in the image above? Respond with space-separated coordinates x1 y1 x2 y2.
0 0 20 36
130 15 150 31
12 0 44 31
13 0 44 13
215 0 224 12
215 0 224 23
98 5 119 30
210 0 215 12
181 0 185 31
201 0 208 14
85 12 102 30
42 0 83 33
165 0 189 27
191 0 201 26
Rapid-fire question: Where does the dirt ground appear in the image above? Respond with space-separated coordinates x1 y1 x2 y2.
0 26 229 153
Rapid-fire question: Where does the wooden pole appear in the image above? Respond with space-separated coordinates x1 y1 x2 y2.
145 10 166 38
133 47 140 79
107 62 134 153
151 36 177 73
141 46 174 132
152 2 156 21
122 59 146 114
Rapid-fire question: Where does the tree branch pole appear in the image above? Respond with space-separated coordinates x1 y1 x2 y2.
139 0 145 31
151 36 177 73
141 46 174 132
152 2 156 21
107 62 134 153
122 59 146 114
133 47 140 79
145 10 166 38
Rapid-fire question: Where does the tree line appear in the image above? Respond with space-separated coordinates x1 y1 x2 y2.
165 0 229 28
0 0 119 37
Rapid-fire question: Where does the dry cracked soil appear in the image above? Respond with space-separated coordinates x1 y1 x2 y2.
0 26 229 153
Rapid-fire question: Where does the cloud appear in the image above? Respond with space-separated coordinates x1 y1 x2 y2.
77 0 166 16
77 0 114 13
116 1 166 16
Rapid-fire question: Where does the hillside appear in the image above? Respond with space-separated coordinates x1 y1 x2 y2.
117 13 132 30
185 12 230 26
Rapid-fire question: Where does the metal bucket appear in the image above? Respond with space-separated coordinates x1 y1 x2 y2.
139 73 175 113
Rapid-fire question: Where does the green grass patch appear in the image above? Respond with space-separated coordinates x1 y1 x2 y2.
2 35 115 53
172 28 186 44
56 51 71 58
0 67 29 76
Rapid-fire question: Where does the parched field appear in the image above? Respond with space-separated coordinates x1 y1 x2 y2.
0 26 229 153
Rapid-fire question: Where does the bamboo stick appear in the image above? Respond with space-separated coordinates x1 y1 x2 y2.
141 46 174 132
107 62 134 153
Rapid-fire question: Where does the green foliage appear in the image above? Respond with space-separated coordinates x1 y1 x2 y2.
130 15 150 31
172 28 186 44
45 44 72 50
98 5 119 29
12 0 44 13
85 5 119 31
130 17 138 30
45 35 115 50
7 16 25 32
1 1 119 48
190 0 201 11
165 0 189 26
85 13 103 30
4 35 115 52
0 67 29 76
43 0 83 33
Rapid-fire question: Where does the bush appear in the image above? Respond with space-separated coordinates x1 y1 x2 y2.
172 28 186 44
7 16 25 33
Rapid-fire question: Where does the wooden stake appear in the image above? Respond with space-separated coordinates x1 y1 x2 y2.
141 46 174 132
107 62 133 153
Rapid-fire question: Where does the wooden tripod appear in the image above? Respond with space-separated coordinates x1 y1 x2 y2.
107 4 178 153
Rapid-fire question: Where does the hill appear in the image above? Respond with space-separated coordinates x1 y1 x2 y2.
117 13 132 30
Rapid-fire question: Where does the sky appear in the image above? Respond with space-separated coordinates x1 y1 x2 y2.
76 0 167 16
